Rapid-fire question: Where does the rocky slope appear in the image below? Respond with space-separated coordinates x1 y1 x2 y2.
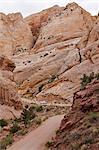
0 55 22 110
50 79 99 150
0 2 99 150
13 2 99 104
0 13 33 56
0 2 99 107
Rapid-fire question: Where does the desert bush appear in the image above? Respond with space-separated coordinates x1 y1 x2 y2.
10 123 21 134
81 72 99 89
81 74 91 89
36 105 43 112
21 108 36 125
0 119 8 128
80 73 95 89
14 118 22 123
0 134 13 149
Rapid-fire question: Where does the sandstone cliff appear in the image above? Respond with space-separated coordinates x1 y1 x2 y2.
0 56 22 109
0 2 99 106
13 3 99 104
0 2 99 149
0 13 33 56
50 79 99 150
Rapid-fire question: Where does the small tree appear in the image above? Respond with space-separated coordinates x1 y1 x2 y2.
21 107 36 125
0 119 8 128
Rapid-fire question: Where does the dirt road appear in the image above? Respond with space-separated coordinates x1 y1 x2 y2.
21 98 71 107
8 115 64 150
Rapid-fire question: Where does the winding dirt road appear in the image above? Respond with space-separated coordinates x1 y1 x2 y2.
8 115 64 150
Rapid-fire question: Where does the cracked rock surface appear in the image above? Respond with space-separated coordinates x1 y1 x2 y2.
0 2 99 106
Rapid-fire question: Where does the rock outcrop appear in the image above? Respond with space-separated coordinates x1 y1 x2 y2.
0 56 22 110
13 3 99 104
0 2 99 148
50 79 99 150
0 2 98 105
0 13 33 56
0 105 21 120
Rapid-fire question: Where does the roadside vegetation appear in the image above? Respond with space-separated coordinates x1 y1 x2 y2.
80 72 99 90
0 104 68 149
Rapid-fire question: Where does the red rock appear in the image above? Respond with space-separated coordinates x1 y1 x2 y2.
51 80 99 149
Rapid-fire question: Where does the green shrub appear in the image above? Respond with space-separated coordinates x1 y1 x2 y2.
21 108 36 125
0 134 13 149
36 105 43 112
45 141 53 148
81 72 99 89
14 118 22 123
81 74 91 88
29 106 36 112
80 73 94 89
0 119 8 128
10 123 21 134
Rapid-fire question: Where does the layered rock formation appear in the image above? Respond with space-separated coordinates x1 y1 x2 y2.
13 3 99 104
0 56 22 110
0 2 99 106
50 79 99 150
0 2 98 148
0 13 33 56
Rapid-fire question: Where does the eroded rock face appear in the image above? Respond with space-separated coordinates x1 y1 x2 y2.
32 3 94 52
0 55 15 72
0 12 33 56
0 2 98 105
0 56 22 110
13 3 99 104
0 104 21 120
25 5 64 47
51 80 99 150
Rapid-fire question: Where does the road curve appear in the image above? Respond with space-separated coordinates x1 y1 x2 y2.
8 115 64 150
